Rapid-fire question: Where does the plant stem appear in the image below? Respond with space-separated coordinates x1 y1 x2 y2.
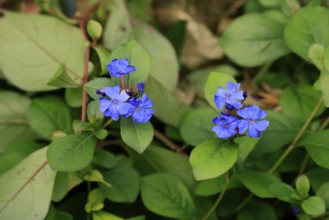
201 173 230 220
101 119 113 129
80 17 90 122
154 130 187 156
319 117 329 131
268 97 323 174
234 193 253 213
253 61 273 83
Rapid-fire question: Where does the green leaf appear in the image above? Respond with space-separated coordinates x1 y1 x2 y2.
0 140 41 175
47 64 81 88
325 46 329 72
141 173 196 219
255 111 302 153
85 77 115 100
93 211 123 220
47 133 96 172
107 40 151 87
281 0 300 17
93 47 111 75
129 145 196 190
194 176 240 197
85 188 105 213
92 149 117 169
27 96 72 139
236 170 279 198
280 85 324 122
145 78 191 126
0 91 36 153
51 172 83 202
95 129 108 140
0 147 56 219
284 6 329 61
237 201 277 220
259 0 281 7
120 117 153 154
100 161 140 203
179 107 217 146
87 100 104 128
65 87 83 107
87 20 102 40
220 13 289 67
190 138 238 180
0 10 84 91
317 71 329 107
308 44 326 71
317 182 329 208
296 175 310 197
268 182 300 203
204 72 236 110
307 168 329 192
84 169 111 187
299 130 329 169
302 196 326 216
235 136 259 166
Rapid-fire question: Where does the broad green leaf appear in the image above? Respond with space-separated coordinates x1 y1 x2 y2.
280 85 324 122
194 176 240 197
299 130 329 169
325 46 329 72
296 175 310 197
100 161 140 203
93 47 111 74
27 96 72 139
255 111 302 153
87 20 102 40
84 170 111 187
0 11 84 91
107 40 151 86
308 44 326 71
179 107 217 146
281 0 300 17
145 78 191 126
317 71 329 107
92 149 117 169
85 188 105 213
190 138 238 180
87 100 104 128
93 211 123 220
259 0 281 7
204 72 236 110
51 172 83 202
284 6 329 61
0 147 56 220
45 205 73 220
0 140 41 175
141 173 196 219
165 125 183 141
95 129 108 140
268 182 300 203
129 145 196 190
85 77 115 100
235 136 259 165
307 168 329 192
47 133 96 172
317 182 329 208
120 117 153 154
236 170 279 198
47 64 81 88
220 13 289 67
65 87 82 107
0 91 36 153
127 0 152 22
237 201 277 220
302 196 326 216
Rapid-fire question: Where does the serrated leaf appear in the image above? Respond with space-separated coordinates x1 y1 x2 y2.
120 117 154 154
284 6 329 61
0 147 56 220
204 72 236 110
0 91 36 153
220 13 289 67
27 96 72 139
141 173 196 219
47 133 96 172
0 10 84 91
190 138 238 180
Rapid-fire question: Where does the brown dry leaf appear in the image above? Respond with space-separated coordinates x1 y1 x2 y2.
175 81 196 105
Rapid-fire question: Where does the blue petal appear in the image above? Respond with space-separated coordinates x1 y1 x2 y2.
104 104 119 121
227 99 243 109
117 90 130 102
104 85 120 99
107 59 121 77
238 119 249 134
237 105 254 120
117 102 134 116
141 94 153 108
129 97 140 107
132 108 154 123
214 96 226 110
248 125 260 138
124 65 136 74
226 82 240 93
215 87 226 98
254 120 269 131
230 90 244 100
137 82 144 93
99 98 111 113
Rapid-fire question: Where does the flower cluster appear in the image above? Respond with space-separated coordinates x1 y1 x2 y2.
212 82 269 138
97 58 154 123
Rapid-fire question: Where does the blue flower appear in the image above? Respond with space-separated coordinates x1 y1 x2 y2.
129 94 154 123
212 113 238 139
237 105 269 138
214 82 244 110
99 84 134 121
137 82 144 93
106 58 136 77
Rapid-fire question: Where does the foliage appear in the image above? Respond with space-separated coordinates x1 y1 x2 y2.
0 0 329 220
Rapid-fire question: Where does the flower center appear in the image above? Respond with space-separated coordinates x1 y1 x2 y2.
226 93 231 99
113 99 119 105
135 106 141 112
249 119 255 125
224 123 230 129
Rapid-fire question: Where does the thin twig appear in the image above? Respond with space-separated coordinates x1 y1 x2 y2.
154 130 187 156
